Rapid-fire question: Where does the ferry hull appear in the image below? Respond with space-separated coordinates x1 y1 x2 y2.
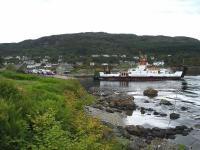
95 76 183 81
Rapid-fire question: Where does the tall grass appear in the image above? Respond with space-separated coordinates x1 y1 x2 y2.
0 71 120 150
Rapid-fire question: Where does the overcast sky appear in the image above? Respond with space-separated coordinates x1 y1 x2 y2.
0 0 200 43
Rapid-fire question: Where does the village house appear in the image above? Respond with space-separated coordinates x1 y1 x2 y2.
56 63 73 75
153 61 165 66
90 62 95 66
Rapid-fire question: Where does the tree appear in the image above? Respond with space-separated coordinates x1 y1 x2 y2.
0 57 4 68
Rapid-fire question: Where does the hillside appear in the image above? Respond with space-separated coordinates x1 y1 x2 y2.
0 32 200 57
0 71 122 149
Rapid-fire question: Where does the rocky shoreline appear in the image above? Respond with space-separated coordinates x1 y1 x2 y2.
86 87 193 149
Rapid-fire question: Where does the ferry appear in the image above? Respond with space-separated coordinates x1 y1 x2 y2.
94 55 187 81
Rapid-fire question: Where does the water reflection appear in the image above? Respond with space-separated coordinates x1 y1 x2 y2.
99 80 183 92
181 80 188 91
120 81 129 87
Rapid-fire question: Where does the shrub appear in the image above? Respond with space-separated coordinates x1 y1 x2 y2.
0 71 118 149
0 71 38 80
0 80 20 100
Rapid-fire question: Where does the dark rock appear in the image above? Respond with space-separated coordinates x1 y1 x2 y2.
152 129 166 138
124 124 192 141
182 81 187 86
167 135 176 139
93 104 104 110
114 109 123 113
147 108 154 111
181 131 189 136
126 110 133 116
143 87 158 98
105 108 114 113
160 113 167 117
127 138 147 150
159 99 173 106
170 113 180 120
181 106 188 111
175 129 183 134
117 126 131 139
165 128 175 136
125 125 145 136
175 125 187 130
153 111 159 115
140 107 145 114
144 100 150 103
152 127 160 131
153 111 167 117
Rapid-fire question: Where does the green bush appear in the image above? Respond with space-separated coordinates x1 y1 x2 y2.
178 144 186 150
0 71 118 149
0 80 20 100
0 71 38 80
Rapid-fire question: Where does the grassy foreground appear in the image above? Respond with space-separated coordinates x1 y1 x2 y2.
0 71 123 150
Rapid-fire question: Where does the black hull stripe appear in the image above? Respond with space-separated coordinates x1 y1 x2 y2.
96 76 183 81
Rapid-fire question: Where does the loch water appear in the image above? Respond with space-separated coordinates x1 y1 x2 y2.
79 76 200 149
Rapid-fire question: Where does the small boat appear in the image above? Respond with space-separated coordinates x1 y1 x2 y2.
94 55 187 81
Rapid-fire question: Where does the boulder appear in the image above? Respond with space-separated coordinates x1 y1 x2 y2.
108 94 136 110
170 113 180 120
159 99 173 106
143 87 158 98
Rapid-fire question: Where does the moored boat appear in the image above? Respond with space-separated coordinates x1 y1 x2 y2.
94 55 187 81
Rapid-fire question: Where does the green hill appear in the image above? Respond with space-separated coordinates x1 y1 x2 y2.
0 32 200 66
0 32 200 56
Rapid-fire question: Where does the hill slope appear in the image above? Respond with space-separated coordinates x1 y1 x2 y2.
0 32 200 56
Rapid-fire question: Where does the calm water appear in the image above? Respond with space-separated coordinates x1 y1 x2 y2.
79 76 200 149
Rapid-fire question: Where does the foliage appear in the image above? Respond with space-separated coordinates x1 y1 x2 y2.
0 57 4 68
5 64 17 71
178 144 186 150
17 64 27 73
0 71 119 149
